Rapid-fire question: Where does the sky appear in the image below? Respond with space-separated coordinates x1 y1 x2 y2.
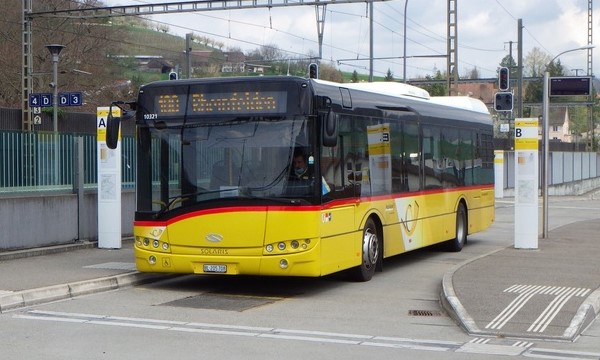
101 0 597 80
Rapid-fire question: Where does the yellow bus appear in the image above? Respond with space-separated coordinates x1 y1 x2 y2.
106 75 494 281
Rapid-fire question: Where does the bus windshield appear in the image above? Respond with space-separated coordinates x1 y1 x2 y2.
138 115 316 216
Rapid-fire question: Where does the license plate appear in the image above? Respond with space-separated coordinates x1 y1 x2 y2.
203 264 227 273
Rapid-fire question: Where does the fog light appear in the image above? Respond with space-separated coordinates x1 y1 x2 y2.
266 244 273 252
148 255 157 265
162 243 169 250
279 259 288 269
278 242 286 251
153 240 160 248
290 240 299 249
143 238 150 246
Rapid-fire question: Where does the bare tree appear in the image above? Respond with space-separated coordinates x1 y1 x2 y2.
523 47 551 77
0 0 130 111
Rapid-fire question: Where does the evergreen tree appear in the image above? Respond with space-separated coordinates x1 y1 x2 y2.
384 69 394 81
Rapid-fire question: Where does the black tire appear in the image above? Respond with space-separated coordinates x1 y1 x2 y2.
447 203 467 252
350 218 380 282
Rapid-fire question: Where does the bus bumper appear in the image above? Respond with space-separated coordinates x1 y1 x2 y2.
134 244 322 277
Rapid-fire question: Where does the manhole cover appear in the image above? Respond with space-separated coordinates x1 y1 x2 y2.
162 293 280 312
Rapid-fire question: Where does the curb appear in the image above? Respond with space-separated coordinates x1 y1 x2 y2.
0 272 171 313
0 238 135 262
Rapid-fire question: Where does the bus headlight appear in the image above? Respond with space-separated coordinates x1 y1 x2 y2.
278 242 286 251
266 244 274 252
290 240 299 249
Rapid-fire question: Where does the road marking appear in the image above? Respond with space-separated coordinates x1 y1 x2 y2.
83 262 136 271
528 287 590 333
14 310 600 359
485 285 590 332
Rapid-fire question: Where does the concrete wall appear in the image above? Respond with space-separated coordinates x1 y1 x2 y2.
0 191 134 251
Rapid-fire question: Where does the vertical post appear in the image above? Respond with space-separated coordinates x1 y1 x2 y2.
46 44 64 186
97 107 122 249
403 0 408 83
514 118 539 249
517 19 523 119
494 150 504 198
185 33 192 79
51 55 58 134
368 0 373 82
74 137 85 239
542 71 549 239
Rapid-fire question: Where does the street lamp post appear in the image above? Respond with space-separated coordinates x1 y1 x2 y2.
541 44 593 239
46 44 65 134
46 44 65 185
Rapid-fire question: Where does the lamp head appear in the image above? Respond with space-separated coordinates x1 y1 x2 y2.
45 44 65 57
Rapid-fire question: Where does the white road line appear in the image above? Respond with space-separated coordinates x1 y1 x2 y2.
487 284 592 333
14 310 600 359
528 287 590 333
485 285 549 330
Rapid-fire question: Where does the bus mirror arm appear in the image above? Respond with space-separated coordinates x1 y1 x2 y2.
106 101 135 150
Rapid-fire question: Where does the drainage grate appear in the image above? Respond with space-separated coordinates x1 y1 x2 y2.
408 310 443 317
161 293 279 312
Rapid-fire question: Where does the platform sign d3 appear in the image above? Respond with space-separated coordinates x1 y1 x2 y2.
514 118 539 249
97 107 121 249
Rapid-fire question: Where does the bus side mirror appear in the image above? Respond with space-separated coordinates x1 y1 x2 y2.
106 101 135 150
321 110 337 147
106 107 121 150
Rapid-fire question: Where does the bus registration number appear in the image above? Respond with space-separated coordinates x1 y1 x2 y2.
203 264 227 273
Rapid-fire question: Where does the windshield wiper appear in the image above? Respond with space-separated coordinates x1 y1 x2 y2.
153 188 236 219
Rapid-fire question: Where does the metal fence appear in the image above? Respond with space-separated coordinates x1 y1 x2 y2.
0 131 135 194
501 151 599 189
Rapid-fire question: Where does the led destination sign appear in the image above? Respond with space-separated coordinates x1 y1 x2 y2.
155 91 287 116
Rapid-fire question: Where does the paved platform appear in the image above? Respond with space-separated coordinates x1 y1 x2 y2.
0 240 168 312
442 218 600 341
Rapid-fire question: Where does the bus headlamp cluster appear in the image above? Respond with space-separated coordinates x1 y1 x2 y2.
136 236 170 253
265 239 311 254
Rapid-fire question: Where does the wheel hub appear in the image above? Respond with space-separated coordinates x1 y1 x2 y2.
362 229 379 267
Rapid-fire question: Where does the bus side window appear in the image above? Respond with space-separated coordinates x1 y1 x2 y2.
321 114 358 200
403 123 420 192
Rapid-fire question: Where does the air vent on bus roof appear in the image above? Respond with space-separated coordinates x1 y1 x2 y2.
428 96 490 114
342 81 431 100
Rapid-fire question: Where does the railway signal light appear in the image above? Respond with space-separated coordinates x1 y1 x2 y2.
494 92 513 112
308 63 318 79
498 67 509 91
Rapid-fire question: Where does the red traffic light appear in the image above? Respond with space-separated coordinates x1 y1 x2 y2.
498 67 509 91
308 63 318 79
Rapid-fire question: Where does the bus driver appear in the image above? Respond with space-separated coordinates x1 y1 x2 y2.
290 150 312 181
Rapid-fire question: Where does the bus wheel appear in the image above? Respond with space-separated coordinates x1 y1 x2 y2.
351 218 379 282
447 203 467 252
